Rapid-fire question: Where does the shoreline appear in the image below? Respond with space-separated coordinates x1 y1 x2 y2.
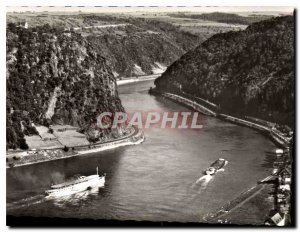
116 73 160 86
7 72 161 168
203 175 275 224
7 127 145 169
153 91 290 149
151 90 291 224
7 75 159 167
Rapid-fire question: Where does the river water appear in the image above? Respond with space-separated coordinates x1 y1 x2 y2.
7 79 277 223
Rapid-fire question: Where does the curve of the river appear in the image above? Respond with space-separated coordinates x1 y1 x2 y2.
7 79 277 223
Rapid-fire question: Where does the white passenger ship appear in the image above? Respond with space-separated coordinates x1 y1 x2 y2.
45 167 105 197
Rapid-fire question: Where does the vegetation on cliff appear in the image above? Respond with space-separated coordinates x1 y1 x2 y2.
68 16 202 78
7 12 244 78
155 16 294 127
6 23 124 149
87 25 190 78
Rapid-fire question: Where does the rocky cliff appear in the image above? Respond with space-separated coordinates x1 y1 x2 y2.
87 24 187 78
7 14 201 78
155 16 294 127
6 23 124 149
75 16 200 78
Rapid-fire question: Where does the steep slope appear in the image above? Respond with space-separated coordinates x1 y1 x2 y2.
6 23 124 149
155 16 294 127
76 16 201 78
6 13 203 78
87 24 187 77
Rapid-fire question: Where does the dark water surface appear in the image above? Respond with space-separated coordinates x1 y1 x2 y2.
7 80 277 222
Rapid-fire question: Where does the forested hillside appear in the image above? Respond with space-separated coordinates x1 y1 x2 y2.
86 22 196 77
155 16 294 127
8 13 252 78
7 14 201 78
6 23 124 149
70 15 201 78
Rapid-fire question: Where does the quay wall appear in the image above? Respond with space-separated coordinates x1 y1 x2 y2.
154 91 290 149
7 127 144 168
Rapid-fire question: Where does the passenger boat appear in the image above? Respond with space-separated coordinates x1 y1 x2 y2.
45 167 105 197
204 158 228 175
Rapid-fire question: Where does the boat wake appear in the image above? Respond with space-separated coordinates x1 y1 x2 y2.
196 174 212 184
7 185 104 211
7 194 47 210
49 186 101 207
192 167 225 190
194 174 213 189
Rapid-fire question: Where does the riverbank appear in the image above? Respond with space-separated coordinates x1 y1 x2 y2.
6 127 145 168
150 90 291 149
150 89 292 226
203 175 276 224
116 74 161 86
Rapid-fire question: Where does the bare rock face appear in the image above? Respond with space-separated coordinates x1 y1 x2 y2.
6 23 124 149
155 16 294 127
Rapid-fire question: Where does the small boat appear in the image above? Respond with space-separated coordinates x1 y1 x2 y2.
45 167 105 197
204 158 228 175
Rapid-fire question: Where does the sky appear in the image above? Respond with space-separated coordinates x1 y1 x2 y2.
6 6 294 14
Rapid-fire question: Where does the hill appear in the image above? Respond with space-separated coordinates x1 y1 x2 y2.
6 23 124 149
6 12 248 78
155 16 294 127
84 16 199 77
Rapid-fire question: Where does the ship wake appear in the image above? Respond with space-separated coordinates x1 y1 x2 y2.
7 185 103 211
194 174 213 190
49 185 102 207
7 194 47 210
192 168 225 190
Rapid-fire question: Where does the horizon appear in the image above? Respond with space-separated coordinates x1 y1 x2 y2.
6 6 294 14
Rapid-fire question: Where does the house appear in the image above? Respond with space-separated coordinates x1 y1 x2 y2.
270 213 285 226
278 166 292 180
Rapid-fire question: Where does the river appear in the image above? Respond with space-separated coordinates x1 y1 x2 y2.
7 79 277 223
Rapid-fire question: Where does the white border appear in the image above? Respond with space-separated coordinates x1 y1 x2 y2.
1 0 299 231
2 0 300 7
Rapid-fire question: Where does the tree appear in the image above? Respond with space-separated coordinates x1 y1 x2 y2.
63 146 69 152
19 138 29 150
